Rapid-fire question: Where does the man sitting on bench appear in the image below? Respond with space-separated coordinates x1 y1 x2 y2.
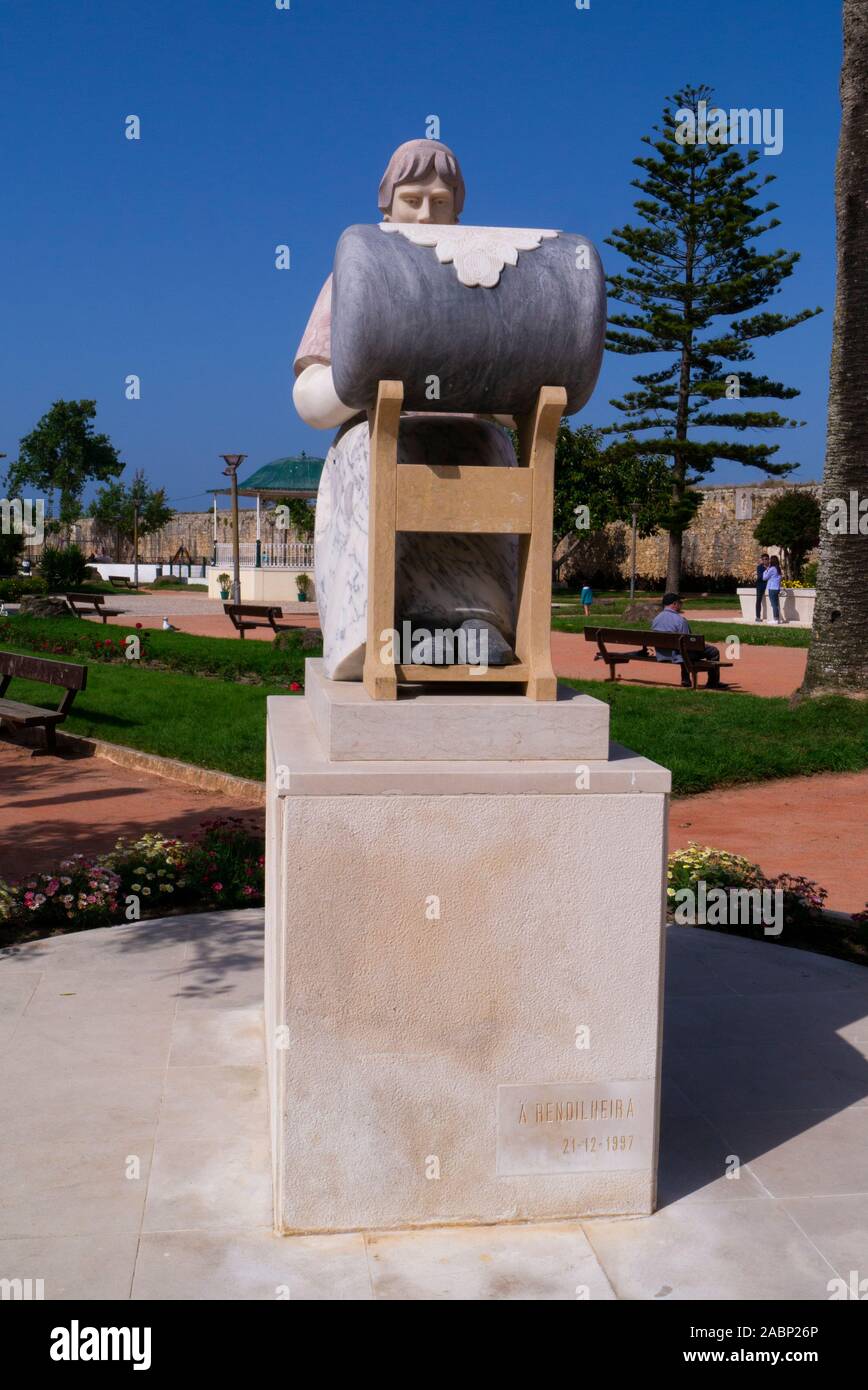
651 593 722 689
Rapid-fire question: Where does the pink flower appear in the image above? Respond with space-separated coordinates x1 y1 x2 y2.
45 879 59 897
211 881 223 892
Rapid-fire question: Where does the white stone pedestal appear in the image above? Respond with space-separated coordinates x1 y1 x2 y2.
265 665 670 1234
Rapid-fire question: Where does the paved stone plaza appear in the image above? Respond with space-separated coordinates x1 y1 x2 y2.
1 912 866 1300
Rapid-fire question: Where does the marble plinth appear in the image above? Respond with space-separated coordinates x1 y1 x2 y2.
265 690 670 1234
304 659 609 762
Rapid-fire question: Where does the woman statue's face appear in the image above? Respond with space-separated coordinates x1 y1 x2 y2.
386 171 457 224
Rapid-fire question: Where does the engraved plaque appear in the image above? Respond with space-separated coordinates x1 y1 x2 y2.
496 1080 655 1176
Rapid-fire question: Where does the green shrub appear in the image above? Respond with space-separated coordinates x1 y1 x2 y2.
183 817 265 907
0 530 25 577
0 575 48 602
801 560 818 588
39 543 89 591
668 842 829 944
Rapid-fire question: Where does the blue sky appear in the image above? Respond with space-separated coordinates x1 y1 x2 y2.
0 0 840 511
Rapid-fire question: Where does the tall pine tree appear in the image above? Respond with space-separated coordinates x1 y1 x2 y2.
605 86 820 591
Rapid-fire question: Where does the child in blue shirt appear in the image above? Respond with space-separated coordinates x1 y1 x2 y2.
580 584 593 616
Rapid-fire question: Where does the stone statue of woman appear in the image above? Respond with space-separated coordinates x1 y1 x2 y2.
293 139 519 680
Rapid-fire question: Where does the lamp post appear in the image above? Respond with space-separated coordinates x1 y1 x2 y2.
629 504 639 602
132 500 140 589
220 455 246 605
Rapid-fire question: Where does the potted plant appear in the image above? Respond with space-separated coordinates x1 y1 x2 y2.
217 572 231 601
296 572 311 602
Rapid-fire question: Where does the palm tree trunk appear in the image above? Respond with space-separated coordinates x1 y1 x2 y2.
803 0 868 694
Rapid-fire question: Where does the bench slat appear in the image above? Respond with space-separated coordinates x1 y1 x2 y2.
0 698 64 724
0 652 88 689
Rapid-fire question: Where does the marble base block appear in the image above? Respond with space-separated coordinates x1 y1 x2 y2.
305 658 610 762
265 693 670 1234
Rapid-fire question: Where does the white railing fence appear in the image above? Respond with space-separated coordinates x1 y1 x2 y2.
213 541 314 570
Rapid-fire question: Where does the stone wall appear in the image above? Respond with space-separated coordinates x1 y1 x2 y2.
53 479 820 581
65 508 307 563
561 480 821 587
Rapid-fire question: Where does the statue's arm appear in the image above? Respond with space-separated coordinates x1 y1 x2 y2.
292 362 358 429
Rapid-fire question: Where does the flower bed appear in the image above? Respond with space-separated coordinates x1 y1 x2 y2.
0 818 265 944
668 841 866 964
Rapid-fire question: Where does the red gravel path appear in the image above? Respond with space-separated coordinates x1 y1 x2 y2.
670 772 867 914
551 630 807 698
0 742 263 885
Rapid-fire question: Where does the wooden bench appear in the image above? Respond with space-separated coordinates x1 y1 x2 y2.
107 574 136 589
65 592 124 623
0 652 87 753
223 603 295 639
584 626 733 689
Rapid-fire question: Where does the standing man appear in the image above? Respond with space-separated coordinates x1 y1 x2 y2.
755 551 770 623
651 593 723 689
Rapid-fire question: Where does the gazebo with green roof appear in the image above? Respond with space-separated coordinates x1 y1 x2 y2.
210 452 325 567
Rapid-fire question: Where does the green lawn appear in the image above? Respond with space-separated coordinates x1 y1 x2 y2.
552 612 811 648
4 651 866 796
1 613 311 683
554 589 741 610
4 658 287 781
3 615 866 796
564 679 868 795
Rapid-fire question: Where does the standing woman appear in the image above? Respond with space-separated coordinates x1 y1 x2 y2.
763 556 784 624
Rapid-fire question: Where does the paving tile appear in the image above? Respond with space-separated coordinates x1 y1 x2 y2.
365 1221 616 1300
583 1199 836 1300
668 1042 867 1118
0 974 41 1044
175 953 264 1010
169 1005 265 1068
659 1075 700 1119
155 1065 267 1145
663 990 868 1051
143 1133 272 1233
4 1003 175 1074
711 1106 868 1198
782 1195 868 1284
657 1114 767 1206
24 971 183 1017
0 1233 139 1300
0 1133 154 1238
133 1230 372 1300
0 1066 166 1147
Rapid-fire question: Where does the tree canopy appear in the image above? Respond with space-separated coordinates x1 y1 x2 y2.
753 491 821 578
5 400 123 526
605 85 820 590
88 470 174 559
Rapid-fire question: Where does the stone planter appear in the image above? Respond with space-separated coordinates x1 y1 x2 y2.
737 587 816 626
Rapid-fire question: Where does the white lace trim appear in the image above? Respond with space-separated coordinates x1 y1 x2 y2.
378 223 559 288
